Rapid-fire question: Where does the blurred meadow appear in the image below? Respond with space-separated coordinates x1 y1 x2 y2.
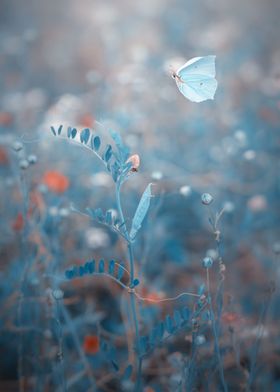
0 0 280 391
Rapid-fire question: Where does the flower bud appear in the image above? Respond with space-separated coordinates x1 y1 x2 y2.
19 159 29 170
201 193 213 205
202 256 213 268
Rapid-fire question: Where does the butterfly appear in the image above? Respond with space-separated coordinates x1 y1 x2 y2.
171 55 217 103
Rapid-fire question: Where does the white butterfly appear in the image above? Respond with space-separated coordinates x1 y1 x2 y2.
171 55 217 103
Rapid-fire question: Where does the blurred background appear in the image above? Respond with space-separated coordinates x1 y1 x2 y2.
0 0 280 391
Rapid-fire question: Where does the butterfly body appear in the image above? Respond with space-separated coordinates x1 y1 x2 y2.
172 55 218 103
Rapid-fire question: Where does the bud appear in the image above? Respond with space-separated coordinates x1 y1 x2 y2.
202 256 213 268
201 193 213 205
126 154 140 172
12 141 23 152
52 289 64 300
19 159 29 170
28 154 37 164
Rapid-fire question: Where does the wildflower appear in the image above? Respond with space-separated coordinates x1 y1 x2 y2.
126 154 140 172
202 257 213 268
201 193 213 205
83 335 99 355
42 170 69 193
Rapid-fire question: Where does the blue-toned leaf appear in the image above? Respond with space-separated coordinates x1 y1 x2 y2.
99 259 105 273
94 208 103 221
182 307 190 321
105 210 112 225
139 336 148 356
84 262 91 274
88 260 95 273
130 184 153 240
71 128 77 138
117 264 125 280
93 136 101 151
101 341 108 352
67 126 72 138
111 162 119 182
72 266 79 277
108 260 115 275
149 328 158 346
65 270 73 279
122 364 133 380
80 128 90 144
111 360 119 372
50 126 56 136
157 321 165 339
79 266 85 276
90 134 95 149
173 310 182 327
133 278 140 287
103 144 113 162
57 125 63 135
165 315 174 334
110 130 130 163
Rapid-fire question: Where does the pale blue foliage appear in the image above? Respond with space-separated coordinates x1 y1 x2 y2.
130 183 153 240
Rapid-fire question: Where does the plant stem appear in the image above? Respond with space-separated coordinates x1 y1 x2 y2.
115 182 142 391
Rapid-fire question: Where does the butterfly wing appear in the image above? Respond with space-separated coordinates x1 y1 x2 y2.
176 56 217 102
176 77 218 103
177 55 216 78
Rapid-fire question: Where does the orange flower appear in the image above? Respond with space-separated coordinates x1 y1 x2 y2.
12 213 24 231
83 335 99 355
42 171 69 193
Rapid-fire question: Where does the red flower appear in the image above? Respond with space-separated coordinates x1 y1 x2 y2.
42 171 69 193
83 335 99 355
